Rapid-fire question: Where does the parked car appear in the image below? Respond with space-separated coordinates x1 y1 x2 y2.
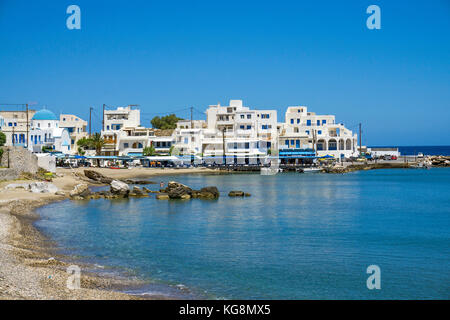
391 155 398 160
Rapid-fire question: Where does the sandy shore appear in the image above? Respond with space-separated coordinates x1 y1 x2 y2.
0 167 215 300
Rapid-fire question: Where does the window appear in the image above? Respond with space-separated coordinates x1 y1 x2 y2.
318 130 322 135
296 140 300 148
306 130 310 135
246 125 251 130
14 122 17 126
247 114 251 119
138 143 143 148
106 125 110 130
124 143 129 148
38 123 40 128
48 123 51 128
71 139 75 145
317 120 320 126
240 125 244 129
240 115 244 119
290 139 294 145
290 119 294 124
307 120 311 126
297 119 300 124
285 139 289 146
322 120 326 125
262 125 268 130
245 142 249 149
8 122 12 126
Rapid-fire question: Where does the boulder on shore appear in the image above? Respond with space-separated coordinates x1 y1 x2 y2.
69 183 90 197
110 180 130 195
29 182 58 194
84 170 113 184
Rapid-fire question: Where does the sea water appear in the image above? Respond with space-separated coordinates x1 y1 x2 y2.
35 168 450 299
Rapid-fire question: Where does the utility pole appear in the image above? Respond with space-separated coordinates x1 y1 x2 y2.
102 104 105 131
89 106 93 137
359 123 362 156
222 127 226 165
312 129 317 156
190 106 193 129
26 103 29 148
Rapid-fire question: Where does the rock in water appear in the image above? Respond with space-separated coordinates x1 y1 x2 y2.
165 181 192 194
30 182 58 194
129 186 147 197
156 193 170 200
142 187 151 193
200 186 219 198
110 180 130 195
228 190 245 197
69 183 91 197
168 186 191 199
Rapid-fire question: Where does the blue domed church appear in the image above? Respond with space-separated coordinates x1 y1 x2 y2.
28 109 71 154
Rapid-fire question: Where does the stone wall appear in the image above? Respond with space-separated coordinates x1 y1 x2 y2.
0 168 20 180
0 146 39 174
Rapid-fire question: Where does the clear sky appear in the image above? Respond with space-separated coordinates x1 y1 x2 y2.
0 0 449 145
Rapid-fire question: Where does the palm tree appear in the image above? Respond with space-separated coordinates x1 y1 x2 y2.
88 133 105 167
89 133 105 156
143 145 156 156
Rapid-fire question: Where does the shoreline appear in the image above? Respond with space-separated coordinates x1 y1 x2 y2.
0 167 213 299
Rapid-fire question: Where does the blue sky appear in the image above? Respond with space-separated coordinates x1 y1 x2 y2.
0 0 449 145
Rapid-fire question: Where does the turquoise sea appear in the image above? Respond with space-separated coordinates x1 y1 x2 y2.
35 168 450 299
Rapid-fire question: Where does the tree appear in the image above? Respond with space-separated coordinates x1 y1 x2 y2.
0 131 6 147
77 146 86 156
151 114 183 129
89 133 105 156
143 145 156 156
77 137 91 149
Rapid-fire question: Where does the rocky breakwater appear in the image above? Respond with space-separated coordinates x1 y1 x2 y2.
427 155 450 167
156 181 220 200
324 162 410 173
69 180 150 200
84 169 156 185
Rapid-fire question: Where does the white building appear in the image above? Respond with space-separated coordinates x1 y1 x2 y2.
202 100 277 162
28 109 71 154
0 109 36 147
59 114 88 154
173 120 206 156
278 106 358 160
101 105 143 156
